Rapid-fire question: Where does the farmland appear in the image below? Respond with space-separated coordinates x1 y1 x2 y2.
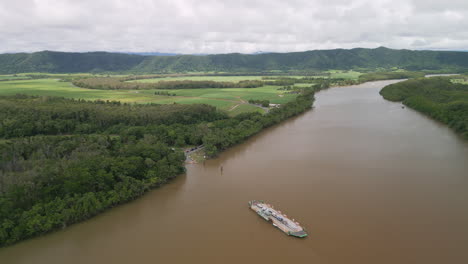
3 70 432 116
130 71 363 83
1 70 396 115
451 76 468 85
131 75 265 83
0 76 304 114
327 70 362 80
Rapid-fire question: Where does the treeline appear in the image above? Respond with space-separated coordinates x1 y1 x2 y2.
358 71 425 82
248 99 270 107
263 77 318 86
72 77 263 90
154 91 176 96
0 95 225 138
0 76 31 82
262 71 425 88
124 72 331 79
380 77 468 138
263 77 336 88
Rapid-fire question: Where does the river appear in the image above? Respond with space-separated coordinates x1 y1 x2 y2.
1 80 467 264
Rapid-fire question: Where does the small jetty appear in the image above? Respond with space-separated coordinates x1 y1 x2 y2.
249 200 308 238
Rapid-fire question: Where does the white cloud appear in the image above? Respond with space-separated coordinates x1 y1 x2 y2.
0 0 467 53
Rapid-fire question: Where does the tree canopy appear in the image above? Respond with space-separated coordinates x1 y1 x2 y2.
380 77 468 138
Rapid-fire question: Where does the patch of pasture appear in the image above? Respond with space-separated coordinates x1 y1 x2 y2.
0 77 299 114
451 78 468 85
228 104 265 116
131 75 265 83
153 97 236 110
328 70 362 80
145 86 298 104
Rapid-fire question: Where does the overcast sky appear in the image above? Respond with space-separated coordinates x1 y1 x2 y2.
0 0 467 54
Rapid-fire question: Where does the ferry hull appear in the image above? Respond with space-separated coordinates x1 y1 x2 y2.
249 200 308 238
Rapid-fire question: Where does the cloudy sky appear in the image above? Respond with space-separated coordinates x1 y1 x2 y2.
0 0 467 54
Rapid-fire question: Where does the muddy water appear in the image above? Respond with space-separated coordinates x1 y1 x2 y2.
1 80 468 264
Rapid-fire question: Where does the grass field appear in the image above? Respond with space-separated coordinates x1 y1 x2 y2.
451 77 468 85
228 104 265 116
0 78 296 113
328 70 362 80
140 86 297 103
130 76 265 83
0 79 149 101
131 73 361 83
0 71 368 114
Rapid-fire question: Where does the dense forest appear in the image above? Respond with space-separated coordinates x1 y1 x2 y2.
0 135 186 246
1 47 468 74
380 77 468 138
0 51 145 74
0 82 320 246
0 96 225 138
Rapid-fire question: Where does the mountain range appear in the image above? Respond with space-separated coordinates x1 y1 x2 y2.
1 47 467 74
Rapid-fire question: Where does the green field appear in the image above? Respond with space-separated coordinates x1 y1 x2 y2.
131 75 265 83
228 104 265 116
0 79 153 101
0 78 297 113
1 71 374 114
328 70 362 80
132 71 363 83
451 77 468 84
140 86 297 103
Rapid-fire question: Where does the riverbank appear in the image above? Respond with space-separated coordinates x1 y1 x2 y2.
0 83 320 247
380 76 468 139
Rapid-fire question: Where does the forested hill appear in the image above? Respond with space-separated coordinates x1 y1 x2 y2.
0 51 146 74
1 47 468 74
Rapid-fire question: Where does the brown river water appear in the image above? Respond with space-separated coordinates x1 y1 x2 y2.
1 80 468 264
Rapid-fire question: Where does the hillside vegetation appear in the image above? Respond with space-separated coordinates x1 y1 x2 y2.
380 77 468 138
1 47 468 74
0 52 145 74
